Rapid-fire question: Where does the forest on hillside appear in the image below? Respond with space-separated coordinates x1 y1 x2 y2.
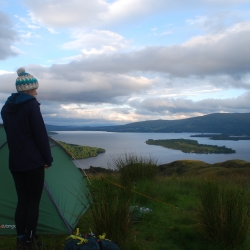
56 140 105 159
146 139 236 154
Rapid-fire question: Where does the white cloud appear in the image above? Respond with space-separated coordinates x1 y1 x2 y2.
27 24 40 29
0 70 14 75
186 15 207 25
47 27 59 34
10 46 25 54
14 15 35 27
62 29 131 54
25 0 109 28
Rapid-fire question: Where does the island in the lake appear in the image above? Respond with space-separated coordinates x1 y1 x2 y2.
190 134 250 141
47 131 58 136
146 139 236 154
56 140 105 159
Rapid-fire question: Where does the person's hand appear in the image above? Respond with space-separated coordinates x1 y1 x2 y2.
44 164 50 169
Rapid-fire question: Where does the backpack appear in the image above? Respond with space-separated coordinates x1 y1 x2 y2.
63 229 120 250
99 239 120 250
64 235 100 250
98 233 120 250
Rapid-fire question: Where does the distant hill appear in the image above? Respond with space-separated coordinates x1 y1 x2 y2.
158 159 250 177
46 113 250 134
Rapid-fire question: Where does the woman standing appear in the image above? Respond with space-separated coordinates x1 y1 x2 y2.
1 68 53 250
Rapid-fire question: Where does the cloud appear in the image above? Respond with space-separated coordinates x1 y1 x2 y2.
41 100 165 125
1 1 250 126
0 65 154 103
47 27 58 34
0 71 17 94
128 91 250 115
62 29 132 54
25 0 109 28
186 11 245 34
57 21 250 82
0 11 18 60
14 14 40 30
24 0 250 29
1 16 249 106
10 46 25 55
39 100 140 125
40 90 250 125
13 14 44 46
0 70 14 75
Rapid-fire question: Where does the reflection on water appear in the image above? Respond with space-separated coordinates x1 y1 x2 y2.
50 131 250 169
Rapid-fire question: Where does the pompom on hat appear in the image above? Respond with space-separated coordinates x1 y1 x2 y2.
15 67 39 92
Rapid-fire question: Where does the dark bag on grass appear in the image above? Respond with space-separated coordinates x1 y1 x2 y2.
63 229 120 250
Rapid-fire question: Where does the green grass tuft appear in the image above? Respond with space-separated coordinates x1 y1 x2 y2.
196 178 250 250
110 152 158 186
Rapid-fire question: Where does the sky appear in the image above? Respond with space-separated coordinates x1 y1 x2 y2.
0 0 250 126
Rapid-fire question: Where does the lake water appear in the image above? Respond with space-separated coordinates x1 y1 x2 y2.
50 131 250 169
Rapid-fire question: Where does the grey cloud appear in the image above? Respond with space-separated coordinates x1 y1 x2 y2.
0 65 153 104
39 101 63 115
43 116 122 126
0 92 10 104
40 101 124 126
39 74 151 103
0 11 18 60
24 0 249 28
129 92 250 115
0 72 17 93
187 12 244 34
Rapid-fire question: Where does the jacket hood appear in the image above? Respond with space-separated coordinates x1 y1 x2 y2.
7 92 35 105
4 93 36 114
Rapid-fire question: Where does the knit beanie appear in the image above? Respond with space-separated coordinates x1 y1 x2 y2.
15 68 39 92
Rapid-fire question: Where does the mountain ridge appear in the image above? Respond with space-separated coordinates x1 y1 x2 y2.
45 112 250 134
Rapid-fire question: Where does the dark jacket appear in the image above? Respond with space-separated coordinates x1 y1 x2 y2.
1 92 53 172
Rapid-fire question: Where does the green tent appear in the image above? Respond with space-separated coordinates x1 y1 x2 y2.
0 124 90 235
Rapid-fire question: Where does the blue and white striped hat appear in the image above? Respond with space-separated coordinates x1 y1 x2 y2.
15 68 39 92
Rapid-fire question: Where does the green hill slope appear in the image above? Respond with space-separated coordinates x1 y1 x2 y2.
158 159 250 177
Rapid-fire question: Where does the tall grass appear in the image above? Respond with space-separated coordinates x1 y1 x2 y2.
82 158 250 250
3 169 250 249
196 178 250 250
87 153 158 249
110 152 158 186
88 176 137 249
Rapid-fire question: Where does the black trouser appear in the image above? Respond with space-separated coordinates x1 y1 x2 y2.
11 167 44 239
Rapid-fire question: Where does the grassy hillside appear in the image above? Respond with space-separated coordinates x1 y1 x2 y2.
46 113 250 134
158 159 250 177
